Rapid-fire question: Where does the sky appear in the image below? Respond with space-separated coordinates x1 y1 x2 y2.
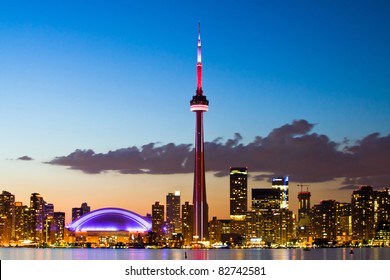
1 0 389 223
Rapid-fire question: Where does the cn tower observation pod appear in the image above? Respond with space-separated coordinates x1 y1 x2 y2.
66 207 152 233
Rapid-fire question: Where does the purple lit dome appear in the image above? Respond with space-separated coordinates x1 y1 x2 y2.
66 207 152 233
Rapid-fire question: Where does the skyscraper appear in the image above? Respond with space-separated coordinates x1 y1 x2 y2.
230 167 248 234
272 176 289 209
352 186 376 242
0 191 15 244
181 202 193 245
30 193 45 242
152 202 164 237
166 191 181 235
190 23 209 241
297 188 311 240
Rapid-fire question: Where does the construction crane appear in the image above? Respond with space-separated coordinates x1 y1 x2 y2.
297 184 310 192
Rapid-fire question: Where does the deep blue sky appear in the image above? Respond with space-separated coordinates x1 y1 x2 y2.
1 0 389 219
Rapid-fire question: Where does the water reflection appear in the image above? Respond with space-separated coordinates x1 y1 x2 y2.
0 247 389 260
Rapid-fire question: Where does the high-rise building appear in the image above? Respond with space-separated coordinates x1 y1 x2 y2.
181 202 193 245
352 186 376 242
312 200 338 241
336 202 352 243
272 176 289 209
297 188 311 240
230 167 248 235
190 23 209 241
0 191 15 244
72 202 91 221
166 191 181 235
14 202 30 242
252 188 281 213
152 202 164 238
30 193 45 242
51 212 65 244
252 188 282 244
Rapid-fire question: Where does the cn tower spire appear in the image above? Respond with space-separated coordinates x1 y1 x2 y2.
196 22 202 93
190 22 209 242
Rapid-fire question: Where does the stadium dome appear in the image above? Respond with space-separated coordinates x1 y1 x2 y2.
66 207 152 233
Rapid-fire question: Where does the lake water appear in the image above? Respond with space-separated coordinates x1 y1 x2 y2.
1 247 389 260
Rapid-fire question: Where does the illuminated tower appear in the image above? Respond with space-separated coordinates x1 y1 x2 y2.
230 167 248 234
190 23 209 241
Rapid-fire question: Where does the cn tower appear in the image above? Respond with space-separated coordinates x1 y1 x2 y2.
190 23 209 241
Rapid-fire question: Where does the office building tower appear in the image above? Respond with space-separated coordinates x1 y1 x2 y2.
190 23 209 241
297 188 311 240
30 193 46 242
230 167 248 235
312 200 338 241
336 202 352 243
181 202 193 245
273 208 294 245
152 202 164 238
252 188 282 244
52 212 65 243
166 191 181 235
272 176 289 209
352 186 376 242
72 202 91 221
14 202 30 241
0 191 15 244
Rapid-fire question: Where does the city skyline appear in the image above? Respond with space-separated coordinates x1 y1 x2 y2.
1 1 390 224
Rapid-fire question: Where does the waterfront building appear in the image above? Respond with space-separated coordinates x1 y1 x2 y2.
336 202 352 244
252 188 282 244
312 200 338 242
30 193 46 243
52 212 65 244
152 202 164 238
0 191 15 244
166 191 181 235
181 202 193 245
274 208 295 245
230 167 248 235
352 186 376 243
297 188 312 241
66 207 152 246
14 202 30 242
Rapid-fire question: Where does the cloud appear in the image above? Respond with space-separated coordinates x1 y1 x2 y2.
18 155 33 161
46 119 390 187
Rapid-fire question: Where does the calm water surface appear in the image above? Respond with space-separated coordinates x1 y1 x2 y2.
1 247 389 260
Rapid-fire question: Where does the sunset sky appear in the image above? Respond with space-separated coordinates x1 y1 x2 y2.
1 0 389 223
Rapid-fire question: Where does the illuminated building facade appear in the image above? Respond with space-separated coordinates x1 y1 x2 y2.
181 201 193 245
14 202 30 242
66 207 152 246
272 176 289 209
72 202 91 221
190 23 209 241
251 188 281 244
312 200 338 241
336 202 352 243
30 193 45 242
230 167 248 235
166 191 181 235
297 189 311 240
352 186 376 242
152 202 164 238
0 191 15 244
